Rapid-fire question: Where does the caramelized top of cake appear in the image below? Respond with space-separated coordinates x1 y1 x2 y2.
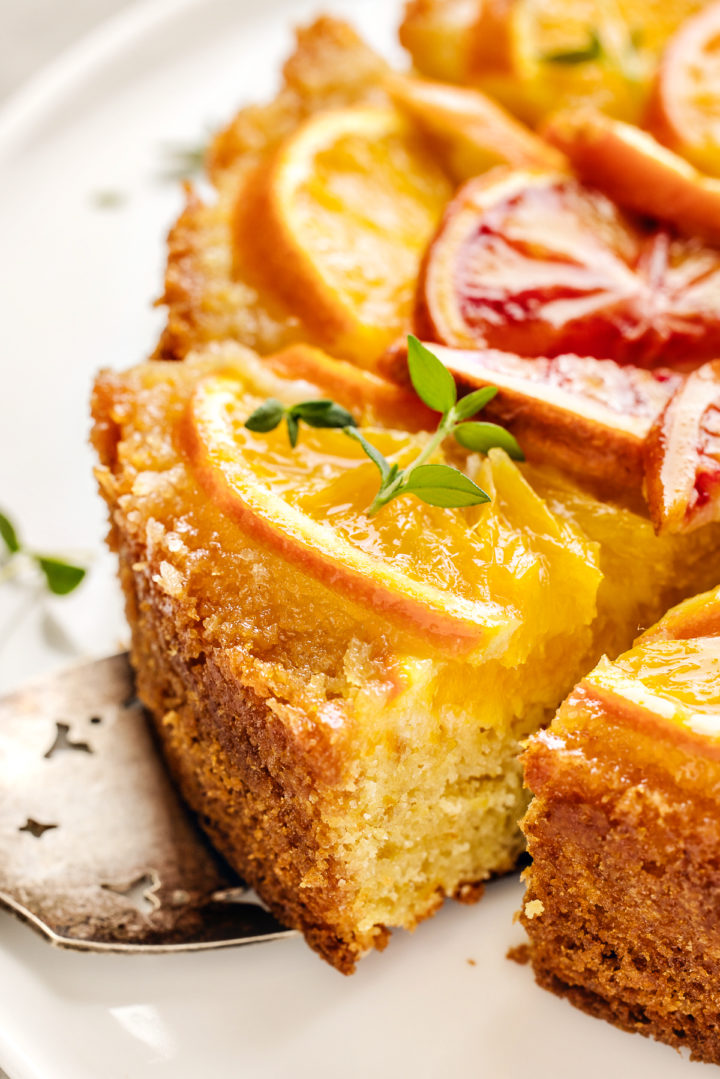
537 584 720 768
93 343 720 748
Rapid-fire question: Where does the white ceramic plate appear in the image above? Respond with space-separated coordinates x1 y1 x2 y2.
0 1 711 1075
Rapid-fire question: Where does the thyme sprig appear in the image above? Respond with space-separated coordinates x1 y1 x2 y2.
244 336 523 518
0 511 86 595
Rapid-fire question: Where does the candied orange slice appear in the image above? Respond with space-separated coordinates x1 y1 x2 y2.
580 637 720 745
648 1 720 177
401 0 705 124
544 109 720 244
183 374 599 658
419 169 720 367
386 73 567 180
471 0 642 122
644 361 720 535
239 106 452 366
470 0 706 126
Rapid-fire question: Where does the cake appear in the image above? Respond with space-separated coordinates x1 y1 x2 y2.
91 340 720 971
521 584 720 1064
90 0 720 1007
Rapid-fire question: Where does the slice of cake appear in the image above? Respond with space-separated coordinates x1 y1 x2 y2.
92 342 720 971
521 584 720 1064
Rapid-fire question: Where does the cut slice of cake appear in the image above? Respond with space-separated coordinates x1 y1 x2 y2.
521 584 720 1064
92 342 720 971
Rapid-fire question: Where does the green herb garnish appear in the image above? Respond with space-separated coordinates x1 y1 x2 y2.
244 336 523 518
0 511 86 596
541 28 603 64
91 190 127 210
246 398 357 448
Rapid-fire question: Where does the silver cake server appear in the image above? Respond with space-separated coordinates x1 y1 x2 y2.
0 653 296 952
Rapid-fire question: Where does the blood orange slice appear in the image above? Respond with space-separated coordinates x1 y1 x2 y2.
426 344 679 508
644 360 720 534
419 169 720 368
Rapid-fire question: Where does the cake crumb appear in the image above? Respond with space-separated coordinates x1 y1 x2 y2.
524 899 545 920
466 958 476 967
506 943 530 966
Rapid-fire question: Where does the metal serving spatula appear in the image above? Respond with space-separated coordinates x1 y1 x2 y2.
0 653 295 952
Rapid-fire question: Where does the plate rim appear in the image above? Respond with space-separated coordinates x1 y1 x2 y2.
0 0 202 156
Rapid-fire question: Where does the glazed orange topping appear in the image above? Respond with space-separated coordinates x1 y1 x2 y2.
589 638 720 740
184 373 601 660
420 171 720 368
241 106 452 364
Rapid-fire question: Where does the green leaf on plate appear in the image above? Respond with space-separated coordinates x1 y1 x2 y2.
541 28 603 64
0 511 20 554
286 413 300 448
35 557 86 596
344 427 392 481
290 400 357 429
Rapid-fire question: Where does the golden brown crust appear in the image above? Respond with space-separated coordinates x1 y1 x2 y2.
521 611 720 1064
115 535 378 972
523 749 720 1064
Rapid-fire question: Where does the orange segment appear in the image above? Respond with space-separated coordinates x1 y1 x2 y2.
183 374 600 659
239 107 452 366
386 73 567 180
544 108 720 243
639 583 720 642
648 1 720 177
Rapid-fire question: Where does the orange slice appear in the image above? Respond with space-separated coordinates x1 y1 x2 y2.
401 0 705 125
644 360 720 535
183 374 599 658
544 108 720 244
648 1 720 177
239 106 452 366
386 73 567 180
468 0 706 125
424 344 679 508
418 169 720 367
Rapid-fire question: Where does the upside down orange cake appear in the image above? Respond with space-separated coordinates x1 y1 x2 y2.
92 1 720 1061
